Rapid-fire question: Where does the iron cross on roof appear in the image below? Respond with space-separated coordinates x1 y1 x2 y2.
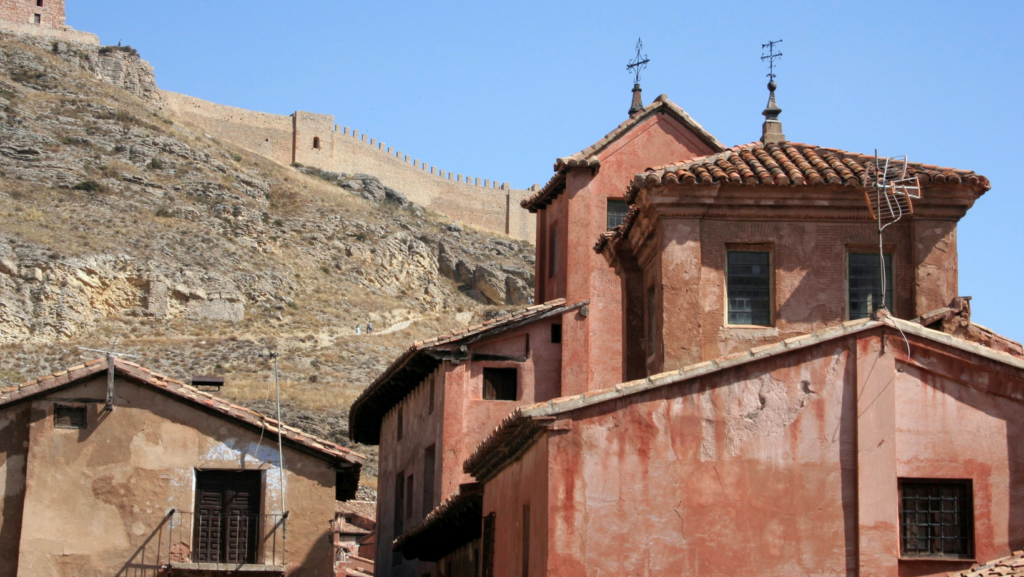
761 39 783 80
627 38 649 85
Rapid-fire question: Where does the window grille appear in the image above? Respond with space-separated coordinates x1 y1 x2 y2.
483 368 517 401
899 479 973 558
727 251 771 326
607 199 628 229
849 253 893 320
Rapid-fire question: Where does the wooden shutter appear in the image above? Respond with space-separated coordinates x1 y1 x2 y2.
194 471 261 564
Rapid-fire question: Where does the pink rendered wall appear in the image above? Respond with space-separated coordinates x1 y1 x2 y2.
525 330 1024 577
482 438 549 577
551 113 717 394
376 317 567 576
649 215 919 372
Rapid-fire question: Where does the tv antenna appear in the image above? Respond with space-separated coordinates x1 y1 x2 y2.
258 343 287 517
863 152 921 355
78 338 138 411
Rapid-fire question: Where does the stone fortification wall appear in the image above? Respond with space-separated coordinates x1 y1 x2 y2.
161 92 536 241
162 91 294 165
0 0 98 45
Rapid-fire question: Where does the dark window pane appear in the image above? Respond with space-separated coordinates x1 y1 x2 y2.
607 199 628 229
54 404 86 429
727 251 771 326
899 479 972 558
849 253 893 319
483 368 517 401
550 323 562 344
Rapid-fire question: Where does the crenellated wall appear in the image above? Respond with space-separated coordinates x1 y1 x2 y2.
161 92 537 241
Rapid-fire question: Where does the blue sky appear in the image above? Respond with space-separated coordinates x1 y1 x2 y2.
71 1 1024 342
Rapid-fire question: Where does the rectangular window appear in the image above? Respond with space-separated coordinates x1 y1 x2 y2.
428 379 435 414
393 473 405 537
521 504 531 577
54 403 86 429
548 222 558 278
405 473 415 519
550 323 562 344
483 368 517 401
849 252 894 320
899 479 973 559
396 406 403 442
482 512 496 577
423 445 436 517
37 0 43 6
727 251 771 326
606 199 628 229
646 285 656 358
33 13 41 24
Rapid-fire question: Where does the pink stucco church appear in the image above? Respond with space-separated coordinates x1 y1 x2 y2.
352 75 1023 577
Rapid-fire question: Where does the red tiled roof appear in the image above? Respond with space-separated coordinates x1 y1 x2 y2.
521 94 726 212
952 551 1024 577
464 316 1024 482
0 358 366 469
592 141 991 255
626 141 990 199
393 483 483 562
349 299 589 444
335 500 377 522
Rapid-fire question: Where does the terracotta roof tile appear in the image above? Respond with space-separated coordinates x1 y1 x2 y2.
953 551 1024 577
626 142 990 199
0 358 365 467
521 94 726 212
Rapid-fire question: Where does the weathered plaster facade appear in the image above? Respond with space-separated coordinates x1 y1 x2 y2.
0 361 364 576
467 321 1024 577
372 308 575 576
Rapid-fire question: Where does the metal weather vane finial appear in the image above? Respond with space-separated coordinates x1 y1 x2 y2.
627 37 650 85
761 39 783 81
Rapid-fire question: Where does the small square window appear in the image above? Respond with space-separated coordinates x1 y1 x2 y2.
727 251 771 326
899 479 973 559
37 0 44 7
550 323 562 344
606 199 628 229
34 13 41 24
483 368 517 401
54 404 86 429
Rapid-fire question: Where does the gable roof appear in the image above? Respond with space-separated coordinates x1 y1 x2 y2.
521 94 726 212
348 299 589 444
0 357 366 471
463 316 1024 482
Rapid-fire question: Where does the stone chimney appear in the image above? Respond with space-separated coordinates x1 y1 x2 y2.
629 83 643 116
761 80 785 144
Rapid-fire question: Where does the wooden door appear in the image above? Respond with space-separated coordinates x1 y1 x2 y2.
194 470 262 564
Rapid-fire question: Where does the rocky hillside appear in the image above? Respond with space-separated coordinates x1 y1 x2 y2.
0 32 536 486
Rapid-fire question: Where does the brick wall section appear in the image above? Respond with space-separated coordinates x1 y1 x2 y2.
161 91 536 241
0 0 97 44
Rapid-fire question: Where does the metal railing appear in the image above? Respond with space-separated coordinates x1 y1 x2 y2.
158 509 288 569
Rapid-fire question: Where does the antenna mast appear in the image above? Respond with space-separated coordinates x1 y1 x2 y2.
258 348 286 517
864 152 921 314
78 342 138 411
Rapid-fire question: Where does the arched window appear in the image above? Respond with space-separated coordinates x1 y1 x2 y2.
312 137 321 149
